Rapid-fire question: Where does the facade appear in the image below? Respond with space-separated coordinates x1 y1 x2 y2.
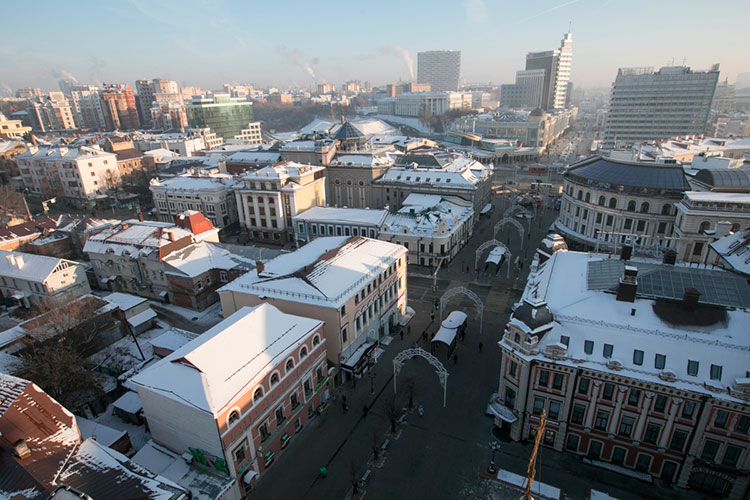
231 121 262 145
0 115 31 139
500 69 546 109
0 250 90 307
219 236 408 370
326 151 396 208
15 145 120 209
234 162 326 244
27 92 77 132
494 250 750 499
293 206 387 245
417 50 461 92
279 138 337 165
187 94 254 141
150 172 242 228
131 303 327 498
131 131 207 156
603 65 720 150
70 85 106 130
555 156 687 253
674 192 750 264
100 83 141 131
379 193 474 267
84 217 219 299
386 82 431 97
708 227 750 277
521 32 573 110
372 150 491 224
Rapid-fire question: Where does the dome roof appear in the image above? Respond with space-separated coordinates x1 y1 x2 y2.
565 156 689 195
513 297 554 332
694 168 750 191
529 107 545 117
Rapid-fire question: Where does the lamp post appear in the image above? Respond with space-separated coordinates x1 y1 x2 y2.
488 441 501 474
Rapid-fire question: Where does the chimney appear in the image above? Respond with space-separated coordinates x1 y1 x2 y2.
14 439 31 459
340 115 345 124
621 244 633 261
616 265 638 303
715 221 732 238
6 254 15 267
167 230 175 242
15 256 23 269
662 249 677 265
256 260 265 274
683 288 701 312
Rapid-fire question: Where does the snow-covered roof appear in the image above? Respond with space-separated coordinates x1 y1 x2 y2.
293 206 388 226
84 221 194 258
112 390 143 415
163 242 257 278
150 173 241 192
219 236 407 308
510 251 750 402
330 153 395 168
18 145 116 161
130 304 323 415
710 228 750 276
381 196 473 236
75 416 128 448
682 191 750 204
149 328 199 354
376 152 489 189
102 292 147 311
242 161 324 181
142 148 177 158
225 150 280 164
0 250 80 284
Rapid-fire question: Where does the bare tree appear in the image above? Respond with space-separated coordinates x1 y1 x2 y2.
103 169 121 194
383 395 398 434
24 295 105 350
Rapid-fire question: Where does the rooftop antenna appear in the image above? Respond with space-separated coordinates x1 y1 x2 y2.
568 20 572 33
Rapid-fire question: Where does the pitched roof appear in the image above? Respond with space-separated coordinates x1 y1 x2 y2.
0 250 79 283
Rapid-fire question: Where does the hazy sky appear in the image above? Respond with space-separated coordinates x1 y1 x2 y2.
1 0 748 94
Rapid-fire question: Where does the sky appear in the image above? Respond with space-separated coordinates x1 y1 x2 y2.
1 0 749 95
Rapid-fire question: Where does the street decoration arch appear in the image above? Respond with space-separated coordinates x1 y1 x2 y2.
475 239 512 279
393 347 448 407
493 217 525 242
503 204 534 220
439 286 485 336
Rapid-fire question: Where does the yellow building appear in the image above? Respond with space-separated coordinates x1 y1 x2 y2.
0 116 31 139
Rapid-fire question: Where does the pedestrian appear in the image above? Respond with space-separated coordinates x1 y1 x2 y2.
319 466 327 478
478 341 483 352
430 313 435 323
363 404 369 418
407 326 411 336
342 401 348 413
400 330 404 342
453 353 458 365
422 331 428 342
342 394 347 405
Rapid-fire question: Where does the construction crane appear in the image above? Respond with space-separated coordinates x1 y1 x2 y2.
521 408 546 500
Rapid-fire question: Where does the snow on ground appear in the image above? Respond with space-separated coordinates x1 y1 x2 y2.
94 403 151 451
373 114 435 134
87 322 170 375
0 311 22 331
149 301 223 329
496 469 561 500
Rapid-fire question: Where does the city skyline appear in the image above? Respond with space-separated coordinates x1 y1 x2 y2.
1 0 749 94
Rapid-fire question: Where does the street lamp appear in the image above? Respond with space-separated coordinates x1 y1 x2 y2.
488 441 501 474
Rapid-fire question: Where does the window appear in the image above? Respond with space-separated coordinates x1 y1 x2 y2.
701 440 720 461
657 222 667 234
290 391 299 409
342 327 347 343
710 364 722 381
270 373 280 386
571 404 585 425
687 360 699 377
539 370 549 387
275 406 285 425
714 410 729 429
628 389 640 406
316 366 324 384
552 373 563 390
633 350 644 366
669 430 688 451
340 305 346 317
578 378 589 395
603 344 613 358
635 454 652 473
661 204 671 215
624 218 632 230
738 415 750 433
618 416 635 437
253 388 263 402
682 401 695 419
286 359 294 373
234 444 246 463
258 421 270 441
300 346 308 358
584 340 594 355
566 434 580 451
594 410 609 431
640 202 650 214
560 335 569 347
644 423 661 444
609 198 617 209
606 214 613 226
228 410 240 426
304 379 312 396
598 196 605 206
655 354 666 370
548 401 561 420
532 397 545 416
602 383 614 401
611 447 626 465
505 387 516 407
627 200 636 212
722 445 742 467
654 395 667 413
312 335 320 347
509 360 518 378
636 220 646 232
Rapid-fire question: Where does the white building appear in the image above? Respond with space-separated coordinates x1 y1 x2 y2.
229 121 263 145
417 50 461 92
150 172 242 228
603 65 720 150
131 131 207 157
293 206 387 244
15 145 120 210
0 250 90 307
70 85 106 130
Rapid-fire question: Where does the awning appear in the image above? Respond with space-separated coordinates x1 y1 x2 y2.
485 247 506 265
480 203 492 215
159 290 169 297
10 292 26 300
486 393 518 423
341 341 377 373
127 308 157 328
441 311 467 329
432 325 457 346
243 470 258 484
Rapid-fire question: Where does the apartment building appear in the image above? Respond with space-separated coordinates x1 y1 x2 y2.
0 250 90 307
0 114 31 139
234 162 326 244
219 236 408 374
417 50 461 92
131 304 327 498
150 172 242 228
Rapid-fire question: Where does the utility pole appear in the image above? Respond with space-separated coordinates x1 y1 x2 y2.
523 409 546 500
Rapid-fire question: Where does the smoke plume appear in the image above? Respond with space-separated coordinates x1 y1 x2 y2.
51 68 78 83
379 45 414 81
0 82 12 97
278 47 318 81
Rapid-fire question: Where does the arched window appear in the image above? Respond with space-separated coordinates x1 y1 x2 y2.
640 202 649 214
253 387 263 402
598 196 605 206
228 410 240 426
699 221 711 233
270 373 280 386
609 198 617 209
285 359 294 374
577 190 583 201
514 332 520 343
661 204 672 215
300 346 308 358
585 192 591 203
627 200 636 212
312 335 320 346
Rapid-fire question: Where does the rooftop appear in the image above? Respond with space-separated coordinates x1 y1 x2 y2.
150 173 242 191
710 228 750 276
0 250 80 283
163 241 257 278
293 206 388 226
565 155 690 195
130 304 323 415
83 220 197 259
219 236 407 308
